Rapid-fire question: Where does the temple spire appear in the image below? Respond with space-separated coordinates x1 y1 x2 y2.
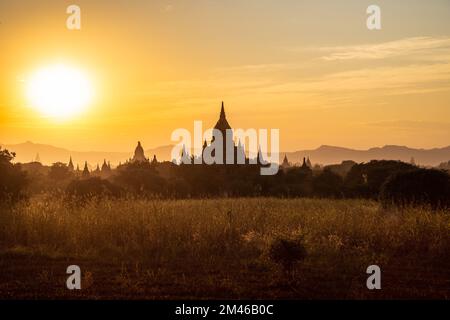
220 101 225 119
68 156 74 171
101 159 110 172
301 157 309 169
82 161 90 177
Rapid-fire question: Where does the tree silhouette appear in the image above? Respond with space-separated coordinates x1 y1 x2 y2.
48 162 73 181
0 148 28 203
380 168 450 210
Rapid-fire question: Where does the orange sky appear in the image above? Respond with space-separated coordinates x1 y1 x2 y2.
1 0 450 152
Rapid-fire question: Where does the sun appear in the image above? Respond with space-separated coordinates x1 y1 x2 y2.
26 64 93 119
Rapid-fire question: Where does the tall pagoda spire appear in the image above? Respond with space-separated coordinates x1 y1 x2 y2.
220 101 226 119
68 156 74 171
282 154 290 168
306 157 312 168
82 161 90 177
212 101 233 164
101 159 111 172
180 144 190 164
257 146 267 165
214 101 231 133
301 157 308 169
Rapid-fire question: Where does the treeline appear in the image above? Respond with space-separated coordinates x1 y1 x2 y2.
1 147 450 209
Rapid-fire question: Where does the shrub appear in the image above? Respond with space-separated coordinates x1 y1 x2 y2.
269 237 307 275
380 168 450 210
66 177 122 200
345 160 415 198
114 162 166 195
48 162 73 181
312 169 343 198
0 148 28 204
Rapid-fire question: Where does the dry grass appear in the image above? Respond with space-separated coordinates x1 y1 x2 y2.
0 196 449 299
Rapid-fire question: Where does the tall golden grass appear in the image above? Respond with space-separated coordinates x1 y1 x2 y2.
1 196 449 298
2 195 449 261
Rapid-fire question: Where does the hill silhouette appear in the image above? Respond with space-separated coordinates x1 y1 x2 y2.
284 145 450 166
1 141 449 167
1 141 173 167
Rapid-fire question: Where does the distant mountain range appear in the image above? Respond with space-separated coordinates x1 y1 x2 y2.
1 141 174 168
284 145 450 167
1 141 449 167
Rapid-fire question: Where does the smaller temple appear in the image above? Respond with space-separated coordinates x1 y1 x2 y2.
299 157 313 174
306 157 312 169
132 141 148 163
101 159 111 173
82 161 90 177
301 157 308 169
281 154 291 169
236 140 246 164
257 146 268 165
180 145 190 164
68 156 74 171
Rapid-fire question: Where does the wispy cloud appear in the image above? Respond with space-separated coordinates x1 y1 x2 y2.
130 59 450 112
243 62 450 99
316 36 450 61
162 3 174 13
366 120 450 132
129 37 450 112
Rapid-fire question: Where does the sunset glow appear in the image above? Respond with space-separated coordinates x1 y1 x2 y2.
26 64 92 119
1 0 449 304
0 0 449 151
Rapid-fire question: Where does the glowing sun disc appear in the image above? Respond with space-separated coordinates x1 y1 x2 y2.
26 64 93 118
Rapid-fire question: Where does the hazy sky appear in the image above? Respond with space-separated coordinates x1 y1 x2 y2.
1 0 450 151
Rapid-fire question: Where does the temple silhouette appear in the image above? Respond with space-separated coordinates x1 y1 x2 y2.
72 101 313 173
132 141 148 163
202 101 246 164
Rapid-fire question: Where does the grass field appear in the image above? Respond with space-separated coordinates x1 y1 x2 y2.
0 196 449 299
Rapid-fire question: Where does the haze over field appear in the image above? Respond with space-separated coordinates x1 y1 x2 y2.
3 141 449 167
